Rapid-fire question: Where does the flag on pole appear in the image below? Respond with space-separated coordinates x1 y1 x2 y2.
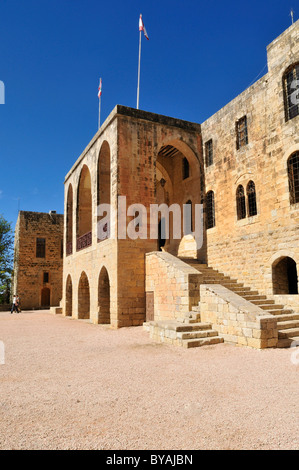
139 14 149 40
98 78 102 99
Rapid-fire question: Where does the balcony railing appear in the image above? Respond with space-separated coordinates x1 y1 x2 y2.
66 241 73 256
76 231 92 251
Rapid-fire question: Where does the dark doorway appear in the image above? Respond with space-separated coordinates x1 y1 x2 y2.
272 257 298 295
41 287 50 307
288 259 298 294
158 219 166 251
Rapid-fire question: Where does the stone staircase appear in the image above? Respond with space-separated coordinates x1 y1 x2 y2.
144 311 224 348
181 259 299 348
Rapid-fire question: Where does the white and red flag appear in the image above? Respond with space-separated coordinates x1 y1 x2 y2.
98 78 102 99
139 14 149 40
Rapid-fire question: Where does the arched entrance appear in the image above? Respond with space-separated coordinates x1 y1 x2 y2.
98 267 110 324
65 275 73 317
78 272 90 319
41 287 50 307
272 257 298 294
97 141 111 241
156 141 203 258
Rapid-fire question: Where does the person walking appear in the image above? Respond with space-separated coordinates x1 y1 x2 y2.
11 295 17 314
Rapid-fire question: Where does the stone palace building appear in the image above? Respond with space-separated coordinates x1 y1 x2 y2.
19 21 299 349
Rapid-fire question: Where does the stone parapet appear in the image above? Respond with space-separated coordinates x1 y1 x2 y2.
200 284 278 349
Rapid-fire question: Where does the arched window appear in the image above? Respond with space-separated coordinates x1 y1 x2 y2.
97 141 111 241
66 185 73 255
247 181 257 217
182 157 190 179
236 185 246 220
76 165 92 251
283 63 299 121
288 152 299 205
206 191 215 229
184 200 193 234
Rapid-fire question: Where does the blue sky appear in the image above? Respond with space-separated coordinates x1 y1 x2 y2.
0 0 296 230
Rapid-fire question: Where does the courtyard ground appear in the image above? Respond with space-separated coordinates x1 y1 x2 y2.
0 310 298 450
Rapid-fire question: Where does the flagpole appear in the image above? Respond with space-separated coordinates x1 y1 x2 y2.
137 28 142 110
98 94 101 130
98 78 102 130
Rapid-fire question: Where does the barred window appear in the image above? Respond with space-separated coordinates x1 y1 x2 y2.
43 272 49 283
247 181 257 217
236 116 248 150
283 64 299 122
206 191 215 229
182 157 190 179
288 152 299 204
236 185 246 220
205 139 213 167
36 238 46 258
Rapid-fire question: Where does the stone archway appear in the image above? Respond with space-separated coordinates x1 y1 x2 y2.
156 140 204 259
65 275 73 317
76 165 92 250
78 272 90 319
272 256 298 295
98 267 110 324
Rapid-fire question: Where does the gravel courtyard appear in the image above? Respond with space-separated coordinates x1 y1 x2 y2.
0 310 298 450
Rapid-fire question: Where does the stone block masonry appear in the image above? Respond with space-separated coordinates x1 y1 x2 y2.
200 285 278 348
12 211 63 310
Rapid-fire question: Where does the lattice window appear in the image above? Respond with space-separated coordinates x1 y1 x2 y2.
206 191 215 229
247 180 257 217
288 152 299 204
236 116 248 150
283 64 299 122
36 238 46 258
182 157 190 179
236 185 246 220
205 139 213 167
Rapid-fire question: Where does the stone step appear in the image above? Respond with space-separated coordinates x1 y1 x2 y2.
267 309 294 316
182 336 224 349
278 327 299 339
177 329 219 340
258 304 284 310
175 322 213 332
277 320 299 330
249 299 275 306
274 313 299 322
277 338 296 348
242 295 268 301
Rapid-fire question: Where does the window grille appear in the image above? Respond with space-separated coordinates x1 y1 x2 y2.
206 191 215 229
247 181 257 217
288 152 299 204
236 185 246 220
205 139 213 167
283 64 299 121
236 116 248 150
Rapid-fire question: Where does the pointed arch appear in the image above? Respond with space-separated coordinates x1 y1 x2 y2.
66 184 73 255
76 165 92 250
78 271 90 320
65 275 73 317
98 266 110 324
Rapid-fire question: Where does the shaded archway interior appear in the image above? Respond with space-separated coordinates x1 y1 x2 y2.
272 257 298 294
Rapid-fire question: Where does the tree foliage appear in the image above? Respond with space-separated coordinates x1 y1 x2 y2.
0 215 13 304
